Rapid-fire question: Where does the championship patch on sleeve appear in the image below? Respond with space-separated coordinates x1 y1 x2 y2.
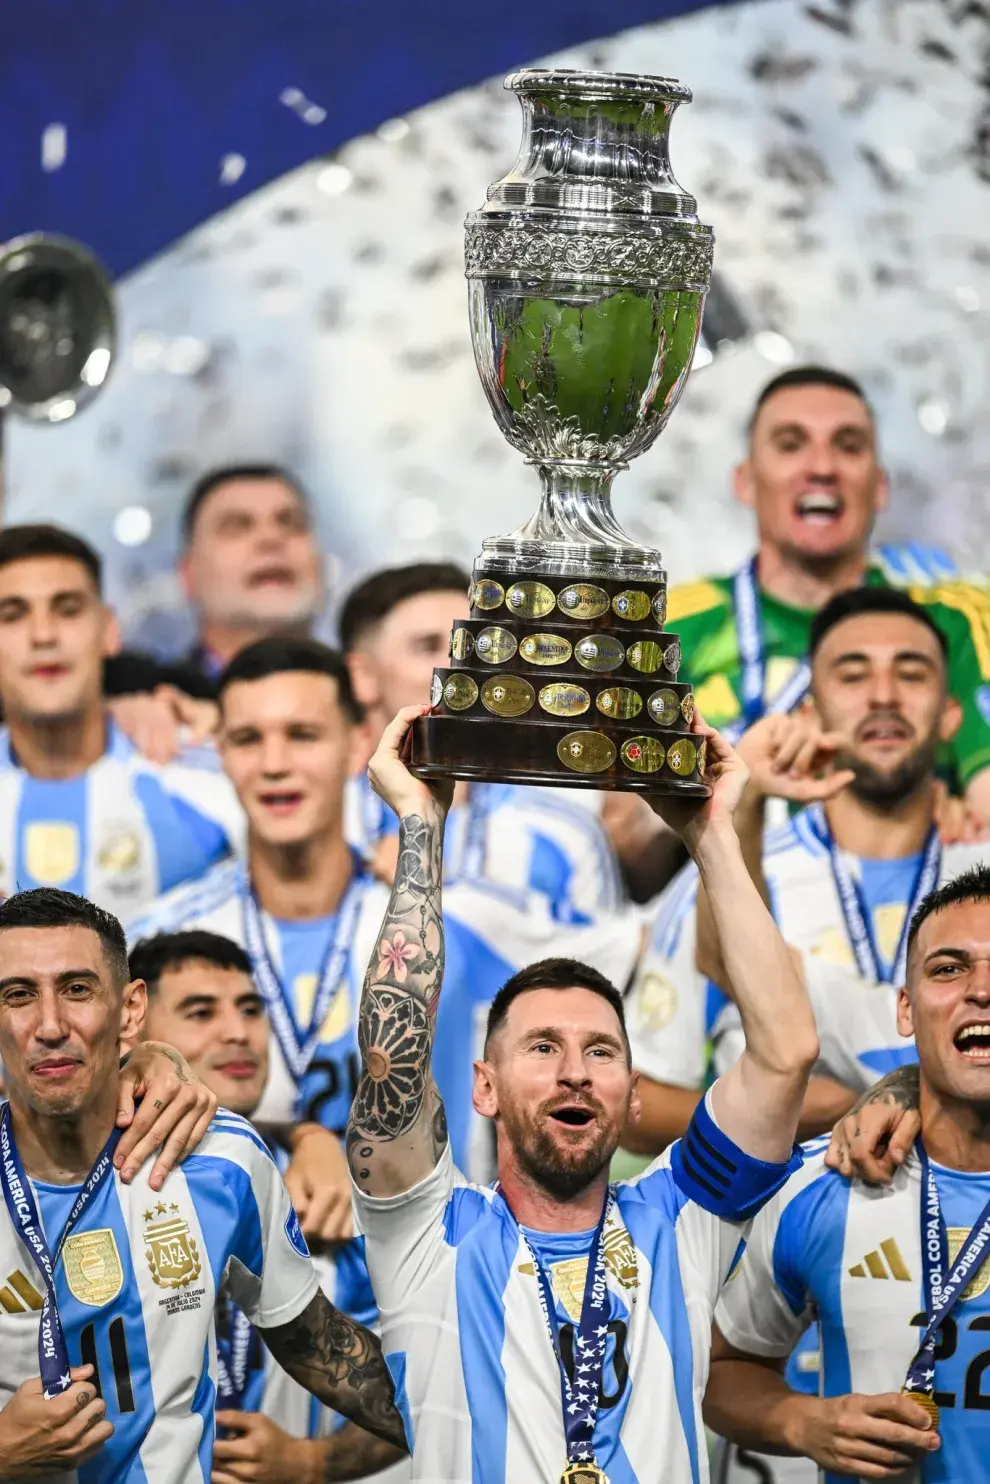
284 1205 310 1258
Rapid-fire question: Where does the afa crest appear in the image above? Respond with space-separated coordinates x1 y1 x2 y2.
143 1202 202 1289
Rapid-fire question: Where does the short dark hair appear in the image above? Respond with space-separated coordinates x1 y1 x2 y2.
0 524 102 593
809 587 949 663
750 365 873 436
338 562 470 653
0 888 128 986
128 930 254 997
218 635 363 724
907 865 990 973
182 463 309 543
484 957 630 1061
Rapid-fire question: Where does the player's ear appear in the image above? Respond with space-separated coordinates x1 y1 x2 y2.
938 692 963 745
626 1068 641 1129
102 605 123 659
732 458 756 511
346 647 380 713
120 977 148 1045
472 1058 498 1120
896 982 914 1039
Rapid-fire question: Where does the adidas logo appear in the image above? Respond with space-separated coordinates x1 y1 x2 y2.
0 1268 43 1313
849 1239 911 1282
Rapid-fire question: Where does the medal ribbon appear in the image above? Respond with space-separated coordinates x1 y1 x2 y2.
216 1299 255 1410
241 865 366 1082
520 1192 616 1471
726 558 812 742
805 804 941 984
905 1142 990 1397
0 1102 120 1398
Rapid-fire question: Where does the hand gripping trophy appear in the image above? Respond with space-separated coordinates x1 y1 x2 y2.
409 69 714 795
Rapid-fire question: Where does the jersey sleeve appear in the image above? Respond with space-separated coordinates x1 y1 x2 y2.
222 1140 320 1329
157 759 247 852
668 1088 803 1221
914 583 990 786
715 1167 819 1359
626 868 708 1089
351 1141 463 1309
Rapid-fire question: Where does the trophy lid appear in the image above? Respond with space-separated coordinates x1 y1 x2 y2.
482 67 699 221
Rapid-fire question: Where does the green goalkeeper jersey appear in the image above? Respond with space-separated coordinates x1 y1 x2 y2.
667 560 990 788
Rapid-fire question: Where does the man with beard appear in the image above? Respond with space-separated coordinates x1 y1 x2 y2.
665 366 990 816
624 588 990 1163
344 704 819 1483
706 865 990 1483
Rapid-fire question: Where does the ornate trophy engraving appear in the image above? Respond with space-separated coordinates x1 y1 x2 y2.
409 69 713 792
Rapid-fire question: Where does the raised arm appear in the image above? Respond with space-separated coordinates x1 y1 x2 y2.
346 705 455 1199
648 716 819 1162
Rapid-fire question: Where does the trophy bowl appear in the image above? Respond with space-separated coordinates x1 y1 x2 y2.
408 68 714 794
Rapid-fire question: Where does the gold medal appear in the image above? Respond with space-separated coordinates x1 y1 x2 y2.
474 626 518 664
471 578 505 612
901 1390 940 1430
558 583 610 620
443 674 479 711
596 686 642 720
506 580 556 619
626 639 664 675
540 682 591 718
647 687 680 726
557 731 616 775
621 736 665 774
519 632 573 666
560 1464 610 1484
612 590 651 623
575 635 624 673
481 674 535 717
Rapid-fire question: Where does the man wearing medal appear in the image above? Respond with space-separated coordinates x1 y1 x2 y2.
345 704 820 1484
130 928 407 1482
128 635 642 1194
0 886 407 1482
623 588 990 1160
339 561 625 924
664 365 990 823
707 864 990 1481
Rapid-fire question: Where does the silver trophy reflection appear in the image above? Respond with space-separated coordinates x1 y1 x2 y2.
410 69 714 793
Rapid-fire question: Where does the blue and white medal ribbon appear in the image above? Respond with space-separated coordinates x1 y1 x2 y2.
216 1300 255 1410
521 1192 617 1475
805 804 941 984
0 1103 120 1398
241 866 366 1083
726 558 812 742
904 1143 990 1416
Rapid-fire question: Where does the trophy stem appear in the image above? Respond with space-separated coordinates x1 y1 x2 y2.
477 462 663 581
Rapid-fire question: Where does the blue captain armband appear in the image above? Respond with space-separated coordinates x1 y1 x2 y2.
670 1094 803 1220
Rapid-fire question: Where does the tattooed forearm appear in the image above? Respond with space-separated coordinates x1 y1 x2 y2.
849 1063 920 1117
260 1293 407 1452
318 1423 407 1481
347 807 450 1193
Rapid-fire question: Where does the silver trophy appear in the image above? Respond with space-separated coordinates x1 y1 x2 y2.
409 69 714 792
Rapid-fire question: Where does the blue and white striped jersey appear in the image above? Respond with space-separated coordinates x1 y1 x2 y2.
354 1093 800 1484
0 1110 318 1484
128 860 642 1180
626 813 988 1095
0 724 244 923
717 1143 990 1484
345 773 623 924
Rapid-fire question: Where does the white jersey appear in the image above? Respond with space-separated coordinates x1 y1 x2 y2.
345 774 623 923
0 723 243 922
0 1110 317 1484
716 1142 990 1484
354 1092 800 1484
627 811 988 1093
128 859 643 1180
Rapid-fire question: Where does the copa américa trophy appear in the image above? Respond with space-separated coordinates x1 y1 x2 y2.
409 69 714 794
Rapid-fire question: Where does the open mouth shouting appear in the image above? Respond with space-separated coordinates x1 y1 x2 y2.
545 1097 602 1133
857 714 913 749
257 788 305 817
795 490 844 527
954 1023 990 1062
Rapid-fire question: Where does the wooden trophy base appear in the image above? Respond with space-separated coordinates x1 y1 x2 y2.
406 569 710 796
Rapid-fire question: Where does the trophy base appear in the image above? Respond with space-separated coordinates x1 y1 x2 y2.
408 713 710 796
